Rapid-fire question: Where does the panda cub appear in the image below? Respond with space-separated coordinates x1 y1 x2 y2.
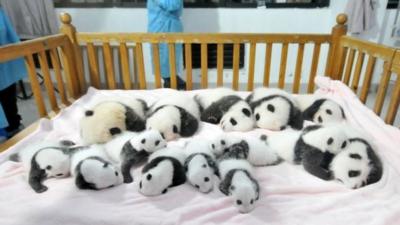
218 158 260 214
139 147 187 196
71 145 123 190
183 139 219 193
195 88 255 132
10 140 73 193
301 98 346 125
330 138 383 189
104 130 167 183
80 98 147 144
246 88 303 131
147 93 200 141
209 133 281 166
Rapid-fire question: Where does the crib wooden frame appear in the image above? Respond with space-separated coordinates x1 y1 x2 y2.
0 13 398 151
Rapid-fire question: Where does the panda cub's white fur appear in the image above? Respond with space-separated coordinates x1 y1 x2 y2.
247 88 303 131
80 99 147 145
209 133 280 166
218 159 259 214
104 130 167 183
263 128 302 164
147 93 200 141
71 145 123 190
139 147 187 196
330 138 383 189
301 125 348 155
184 139 218 193
196 88 255 132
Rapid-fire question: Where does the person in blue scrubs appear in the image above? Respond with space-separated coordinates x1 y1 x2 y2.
0 8 27 138
147 0 186 89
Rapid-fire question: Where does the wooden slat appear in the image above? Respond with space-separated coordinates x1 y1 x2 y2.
86 43 101 88
232 43 240 90
385 74 400 124
343 49 356 85
341 36 394 61
0 122 39 152
38 51 58 112
332 46 349 80
351 51 365 92
135 43 146 89
103 42 116 89
185 43 193 90
359 56 376 103
307 43 321 93
77 33 332 44
247 42 256 91
278 43 289 89
293 43 305 93
25 55 47 117
201 43 208 89
49 48 68 105
151 43 162 89
374 62 392 115
324 44 333 77
119 42 132 90
263 43 272 87
217 43 224 87
168 43 177 89
60 42 79 98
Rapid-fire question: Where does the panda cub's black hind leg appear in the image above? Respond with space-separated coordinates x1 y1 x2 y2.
302 149 333 180
28 164 48 193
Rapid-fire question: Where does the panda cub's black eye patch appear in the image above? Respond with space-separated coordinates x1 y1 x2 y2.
162 189 168 194
155 140 160 146
267 104 275 113
260 134 267 141
46 165 52 170
326 109 333 115
230 118 237 126
173 125 178 133
139 181 142 189
204 177 210 182
341 141 347 149
348 170 361 177
242 108 251 117
221 140 226 145
147 174 152 180
160 133 165 139
85 110 94 116
202 164 207 168
250 199 254 204
141 139 146 144
103 163 109 168
255 113 260 121
109 127 122 135
236 200 242 205
318 116 323 123
327 138 334 145
115 171 119 176
195 184 200 189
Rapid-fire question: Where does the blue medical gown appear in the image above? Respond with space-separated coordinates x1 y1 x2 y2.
147 0 183 78
0 9 27 128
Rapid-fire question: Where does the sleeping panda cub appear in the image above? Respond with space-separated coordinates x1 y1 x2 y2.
301 98 346 125
9 140 74 193
195 88 255 132
80 98 147 144
183 139 219 193
139 147 187 196
218 158 259 214
209 133 281 166
246 88 303 131
330 138 383 189
71 145 123 190
147 93 200 141
104 130 167 183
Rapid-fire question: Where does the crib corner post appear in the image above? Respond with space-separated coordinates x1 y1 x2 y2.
328 13 348 80
59 12 86 95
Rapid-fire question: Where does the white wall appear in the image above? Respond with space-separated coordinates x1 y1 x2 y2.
55 1 395 87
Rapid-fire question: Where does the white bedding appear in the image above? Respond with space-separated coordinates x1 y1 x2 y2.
0 76 399 225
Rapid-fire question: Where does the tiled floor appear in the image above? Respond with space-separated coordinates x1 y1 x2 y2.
15 81 399 129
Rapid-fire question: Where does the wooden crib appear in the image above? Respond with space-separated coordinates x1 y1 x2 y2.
0 13 398 151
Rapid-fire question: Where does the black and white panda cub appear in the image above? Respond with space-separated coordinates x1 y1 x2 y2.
71 145 123 190
104 130 167 183
195 88 255 132
209 133 281 166
218 143 260 214
300 97 346 125
147 93 200 141
246 88 303 131
80 98 148 144
9 140 75 193
183 139 219 193
139 147 187 196
330 138 383 189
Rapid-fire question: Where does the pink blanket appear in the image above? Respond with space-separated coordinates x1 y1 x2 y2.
0 77 399 225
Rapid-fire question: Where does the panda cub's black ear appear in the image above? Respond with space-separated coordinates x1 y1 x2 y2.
242 108 251 117
85 110 94 116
